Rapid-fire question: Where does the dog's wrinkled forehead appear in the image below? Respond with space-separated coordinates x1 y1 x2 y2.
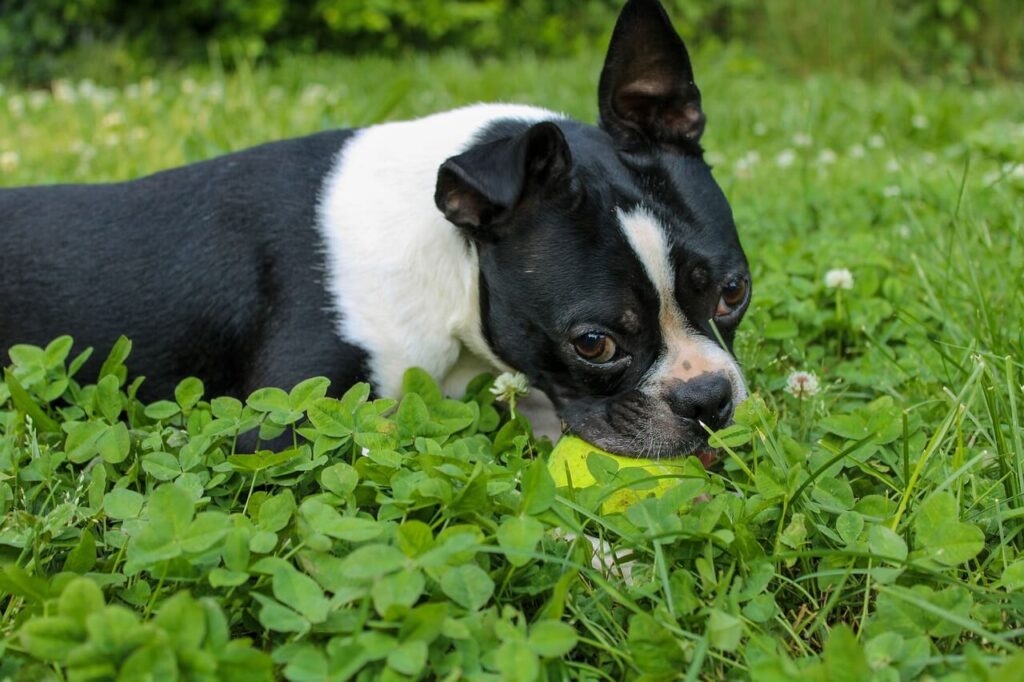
615 202 748 401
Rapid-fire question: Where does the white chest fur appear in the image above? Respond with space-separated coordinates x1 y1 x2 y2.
317 103 560 398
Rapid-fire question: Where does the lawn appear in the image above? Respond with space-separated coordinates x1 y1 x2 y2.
1 51 1023 680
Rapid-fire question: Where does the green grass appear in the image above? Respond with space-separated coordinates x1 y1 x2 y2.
1 51 1023 680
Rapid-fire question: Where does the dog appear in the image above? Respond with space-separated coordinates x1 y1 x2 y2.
0 0 750 459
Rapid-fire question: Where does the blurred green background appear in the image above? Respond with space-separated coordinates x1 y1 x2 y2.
2 0 1022 84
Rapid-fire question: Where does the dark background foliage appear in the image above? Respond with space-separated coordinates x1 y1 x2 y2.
2 0 1021 84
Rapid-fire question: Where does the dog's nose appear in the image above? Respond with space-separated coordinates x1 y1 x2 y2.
668 373 734 431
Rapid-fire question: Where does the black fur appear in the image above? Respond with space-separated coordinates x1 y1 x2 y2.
0 131 369 401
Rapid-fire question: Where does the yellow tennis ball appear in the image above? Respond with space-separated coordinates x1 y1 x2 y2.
548 435 696 513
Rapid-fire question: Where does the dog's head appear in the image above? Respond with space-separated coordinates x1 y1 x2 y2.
435 0 750 459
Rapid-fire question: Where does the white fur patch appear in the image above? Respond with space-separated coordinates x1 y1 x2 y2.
616 206 747 401
318 103 562 397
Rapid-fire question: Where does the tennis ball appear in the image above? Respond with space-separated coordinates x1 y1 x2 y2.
548 435 703 513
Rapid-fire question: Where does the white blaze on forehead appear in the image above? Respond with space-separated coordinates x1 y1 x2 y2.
615 206 747 400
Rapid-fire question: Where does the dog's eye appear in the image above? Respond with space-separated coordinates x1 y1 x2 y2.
573 332 618 363
716 277 749 317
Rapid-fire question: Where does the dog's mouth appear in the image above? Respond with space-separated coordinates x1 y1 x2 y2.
560 402 726 464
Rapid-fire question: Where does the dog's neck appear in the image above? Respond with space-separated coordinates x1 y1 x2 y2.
318 103 558 396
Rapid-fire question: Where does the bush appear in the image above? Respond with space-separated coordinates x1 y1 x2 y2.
1 0 1021 84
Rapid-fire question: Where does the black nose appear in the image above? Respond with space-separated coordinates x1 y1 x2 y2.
668 374 734 431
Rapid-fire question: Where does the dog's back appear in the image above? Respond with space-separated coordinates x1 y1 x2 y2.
0 129 365 398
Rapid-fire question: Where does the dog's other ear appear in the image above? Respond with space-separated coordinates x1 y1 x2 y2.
598 0 704 151
435 121 571 234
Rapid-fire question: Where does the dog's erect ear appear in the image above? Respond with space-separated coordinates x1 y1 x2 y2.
435 121 571 234
598 0 704 150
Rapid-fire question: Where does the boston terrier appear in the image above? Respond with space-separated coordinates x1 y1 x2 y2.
0 0 750 459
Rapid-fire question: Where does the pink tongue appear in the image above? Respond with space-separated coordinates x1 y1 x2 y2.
695 450 718 469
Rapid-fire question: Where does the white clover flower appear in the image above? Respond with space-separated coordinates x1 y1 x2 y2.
28 91 48 110
8 95 25 117
704 151 726 167
734 151 761 178
868 134 885 149
886 158 900 173
792 132 812 147
896 224 912 239
490 372 529 404
848 144 866 159
785 371 820 398
911 114 929 129
124 83 141 99
52 80 77 103
817 148 837 165
181 78 197 95
753 122 767 136
825 268 854 290
301 83 329 106
882 185 901 198
129 127 149 142
0 151 19 173
921 151 937 165
775 149 797 168
101 111 124 128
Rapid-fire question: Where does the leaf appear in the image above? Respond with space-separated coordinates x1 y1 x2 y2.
527 620 577 658
440 564 494 611
253 594 309 634
307 397 354 437
95 374 122 423
175 377 205 411
372 569 425 616
823 624 872 682
396 392 431 437
289 376 330 411
708 608 743 651
153 591 206 651
496 516 544 567
257 491 296 533
247 387 290 414
402 368 441 406
495 640 539 682
148 483 195 535
868 524 908 562
836 511 864 545
97 335 131 383
182 512 231 553
63 420 106 463
97 422 131 464
58 577 105 627
320 463 358 497
387 640 428 676
339 544 407 581
300 500 382 542
780 513 807 550
998 561 1024 590
272 565 330 624
915 492 984 565
44 335 74 368
812 476 854 510
19 616 84 662
65 529 97 574
519 459 555 515
142 451 181 480
144 400 181 420
103 488 145 520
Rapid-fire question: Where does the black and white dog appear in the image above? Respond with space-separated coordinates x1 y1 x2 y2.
0 0 750 458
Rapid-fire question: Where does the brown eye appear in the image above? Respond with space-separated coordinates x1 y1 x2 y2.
716 277 749 317
573 332 618 364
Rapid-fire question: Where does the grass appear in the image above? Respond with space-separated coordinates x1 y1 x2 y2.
1 49 1023 679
